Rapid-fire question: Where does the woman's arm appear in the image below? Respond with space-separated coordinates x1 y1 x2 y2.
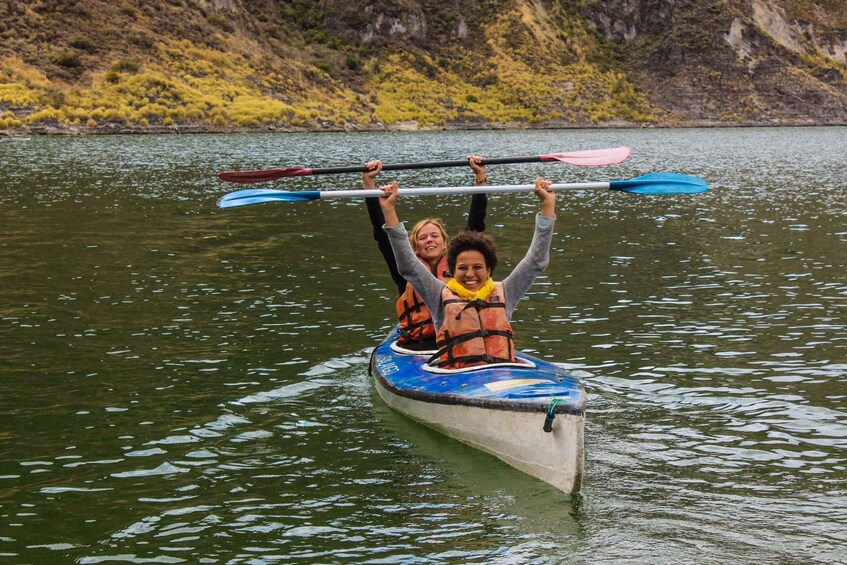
465 155 488 232
501 178 556 317
363 160 406 295
379 182 447 329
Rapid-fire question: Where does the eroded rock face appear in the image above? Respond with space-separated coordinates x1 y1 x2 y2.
581 0 676 41
573 0 847 123
726 18 755 68
456 17 469 40
315 1 428 46
312 0 483 47
752 0 809 55
359 8 427 45
750 0 847 64
192 0 238 13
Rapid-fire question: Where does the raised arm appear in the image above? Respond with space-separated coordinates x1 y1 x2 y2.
536 176 556 219
363 160 406 295
379 182 447 328
466 154 488 232
502 178 556 317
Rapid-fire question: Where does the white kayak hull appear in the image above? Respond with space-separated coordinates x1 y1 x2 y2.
370 328 586 493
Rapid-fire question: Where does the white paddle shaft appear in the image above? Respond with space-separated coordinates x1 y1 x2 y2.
318 183 612 199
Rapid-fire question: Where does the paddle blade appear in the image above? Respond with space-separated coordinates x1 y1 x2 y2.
541 146 631 166
218 167 313 183
217 189 321 208
610 173 708 195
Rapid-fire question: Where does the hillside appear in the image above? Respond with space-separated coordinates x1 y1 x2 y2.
1 0 846 133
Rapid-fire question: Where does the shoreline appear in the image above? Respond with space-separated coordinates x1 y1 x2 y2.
2 117 846 136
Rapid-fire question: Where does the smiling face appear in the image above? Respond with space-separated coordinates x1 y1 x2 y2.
452 250 491 291
412 221 447 266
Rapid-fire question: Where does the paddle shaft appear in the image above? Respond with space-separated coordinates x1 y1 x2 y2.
316 183 611 199
314 155 549 175
221 156 553 183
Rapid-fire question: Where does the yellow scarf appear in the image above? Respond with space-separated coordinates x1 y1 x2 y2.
446 277 496 301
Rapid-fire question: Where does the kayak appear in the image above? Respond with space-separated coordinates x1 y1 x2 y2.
370 326 586 493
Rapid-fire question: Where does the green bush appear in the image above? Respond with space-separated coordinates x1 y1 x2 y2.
40 89 66 108
110 60 140 74
131 33 155 50
53 51 82 68
69 34 96 52
120 2 137 19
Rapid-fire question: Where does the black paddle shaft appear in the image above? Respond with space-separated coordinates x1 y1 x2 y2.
312 155 545 175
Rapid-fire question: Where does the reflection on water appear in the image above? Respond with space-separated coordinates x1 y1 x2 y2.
0 127 845 563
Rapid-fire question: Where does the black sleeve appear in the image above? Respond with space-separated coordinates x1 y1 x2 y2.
365 197 407 295
465 193 488 233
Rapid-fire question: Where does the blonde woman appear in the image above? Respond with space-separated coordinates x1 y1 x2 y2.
363 157 488 350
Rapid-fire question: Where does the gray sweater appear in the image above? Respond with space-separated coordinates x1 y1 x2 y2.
384 214 555 331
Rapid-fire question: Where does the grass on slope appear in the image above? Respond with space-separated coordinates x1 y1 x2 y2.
0 3 657 131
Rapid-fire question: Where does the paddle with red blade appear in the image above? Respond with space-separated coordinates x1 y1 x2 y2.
217 146 632 184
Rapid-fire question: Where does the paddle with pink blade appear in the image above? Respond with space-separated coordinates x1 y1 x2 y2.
217 146 632 184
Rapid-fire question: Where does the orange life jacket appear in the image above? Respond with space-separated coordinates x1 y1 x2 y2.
430 282 515 369
395 255 450 344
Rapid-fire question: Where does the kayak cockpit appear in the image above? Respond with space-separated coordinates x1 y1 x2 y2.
389 341 437 356
389 339 538 373
420 359 537 374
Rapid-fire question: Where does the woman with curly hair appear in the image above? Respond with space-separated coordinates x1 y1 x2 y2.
377 177 556 369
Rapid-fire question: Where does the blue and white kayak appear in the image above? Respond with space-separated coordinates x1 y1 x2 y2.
370 327 586 493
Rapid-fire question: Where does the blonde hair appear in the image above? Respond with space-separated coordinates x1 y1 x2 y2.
408 218 449 256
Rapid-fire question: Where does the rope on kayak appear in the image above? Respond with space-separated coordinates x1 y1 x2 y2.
367 346 377 377
543 397 563 433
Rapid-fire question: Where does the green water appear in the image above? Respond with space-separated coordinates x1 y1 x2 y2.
0 128 845 563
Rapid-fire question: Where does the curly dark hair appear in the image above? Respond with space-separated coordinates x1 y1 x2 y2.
447 230 498 275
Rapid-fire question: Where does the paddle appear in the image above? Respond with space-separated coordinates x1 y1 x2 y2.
217 146 632 183
217 172 707 208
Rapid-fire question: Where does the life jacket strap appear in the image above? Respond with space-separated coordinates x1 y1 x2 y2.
397 297 425 323
443 298 506 320
397 317 434 341
427 329 513 365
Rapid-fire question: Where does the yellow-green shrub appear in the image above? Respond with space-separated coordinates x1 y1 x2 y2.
0 117 23 129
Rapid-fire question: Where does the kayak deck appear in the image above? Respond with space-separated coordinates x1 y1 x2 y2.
371 327 585 415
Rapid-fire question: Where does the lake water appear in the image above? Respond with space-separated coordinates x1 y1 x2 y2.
0 127 845 563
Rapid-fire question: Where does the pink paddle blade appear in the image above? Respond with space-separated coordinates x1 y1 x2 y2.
540 146 631 166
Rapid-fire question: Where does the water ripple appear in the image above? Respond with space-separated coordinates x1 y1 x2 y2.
3 128 847 564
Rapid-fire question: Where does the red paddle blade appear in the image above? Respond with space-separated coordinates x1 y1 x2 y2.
218 167 313 183
540 146 631 166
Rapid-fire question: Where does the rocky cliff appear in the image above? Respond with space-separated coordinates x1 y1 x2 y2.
584 0 847 124
0 0 845 133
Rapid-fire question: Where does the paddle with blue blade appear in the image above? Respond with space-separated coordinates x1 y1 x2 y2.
217 173 707 208
217 146 632 183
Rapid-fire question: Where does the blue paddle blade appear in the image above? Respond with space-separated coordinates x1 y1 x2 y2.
609 172 708 195
217 189 321 208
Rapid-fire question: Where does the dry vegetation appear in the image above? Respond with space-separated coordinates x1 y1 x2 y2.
0 0 843 132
